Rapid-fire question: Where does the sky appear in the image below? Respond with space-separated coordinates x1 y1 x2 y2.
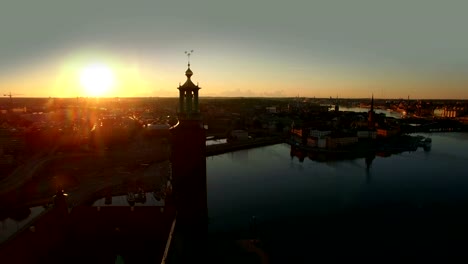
0 0 467 99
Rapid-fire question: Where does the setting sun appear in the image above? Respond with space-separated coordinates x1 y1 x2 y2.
79 64 115 96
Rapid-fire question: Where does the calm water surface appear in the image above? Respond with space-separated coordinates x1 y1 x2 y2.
207 132 468 233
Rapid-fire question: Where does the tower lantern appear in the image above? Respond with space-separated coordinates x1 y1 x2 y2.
177 50 201 121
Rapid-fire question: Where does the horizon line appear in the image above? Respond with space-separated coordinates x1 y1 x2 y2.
2 96 468 101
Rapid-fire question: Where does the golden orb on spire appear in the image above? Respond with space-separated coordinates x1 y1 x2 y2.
185 67 193 78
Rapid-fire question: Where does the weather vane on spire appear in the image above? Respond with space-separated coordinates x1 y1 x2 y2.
185 50 194 66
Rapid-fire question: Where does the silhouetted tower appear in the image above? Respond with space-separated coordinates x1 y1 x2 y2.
334 96 340 112
406 95 410 112
368 94 375 129
170 52 207 241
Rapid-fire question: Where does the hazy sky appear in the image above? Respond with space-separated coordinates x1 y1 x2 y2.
1 0 467 99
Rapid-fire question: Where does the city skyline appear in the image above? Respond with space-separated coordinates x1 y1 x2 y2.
1 0 468 99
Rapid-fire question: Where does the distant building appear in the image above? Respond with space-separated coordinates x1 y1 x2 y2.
357 130 377 139
0 107 26 114
309 129 331 138
377 127 400 138
327 135 358 149
434 106 465 118
368 95 376 129
305 136 327 148
266 106 278 113
230 130 249 141
291 128 303 137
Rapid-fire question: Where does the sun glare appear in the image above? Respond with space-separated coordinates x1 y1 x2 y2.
79 64 115 96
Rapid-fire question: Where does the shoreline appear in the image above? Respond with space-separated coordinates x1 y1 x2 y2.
206 137 284 156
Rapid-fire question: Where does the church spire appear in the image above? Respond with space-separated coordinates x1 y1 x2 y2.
368 94 375 129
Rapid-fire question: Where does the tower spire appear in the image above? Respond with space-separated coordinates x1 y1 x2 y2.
185 50 194 67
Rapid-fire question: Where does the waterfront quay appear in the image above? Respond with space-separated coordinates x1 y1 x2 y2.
206 137 425 171
288 135 429 157
206 137 284 156
205 132 430 160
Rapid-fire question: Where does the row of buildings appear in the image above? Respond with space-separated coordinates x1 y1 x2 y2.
290 96 401 149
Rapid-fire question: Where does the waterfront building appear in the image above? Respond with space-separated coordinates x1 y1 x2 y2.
306 137 318 147
304 136 327 148
229 129 249 141
309 129 332 138
326 135 359 149
357 130 377 139
377 127 401 138
435 106 466 118
291 128 303 138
